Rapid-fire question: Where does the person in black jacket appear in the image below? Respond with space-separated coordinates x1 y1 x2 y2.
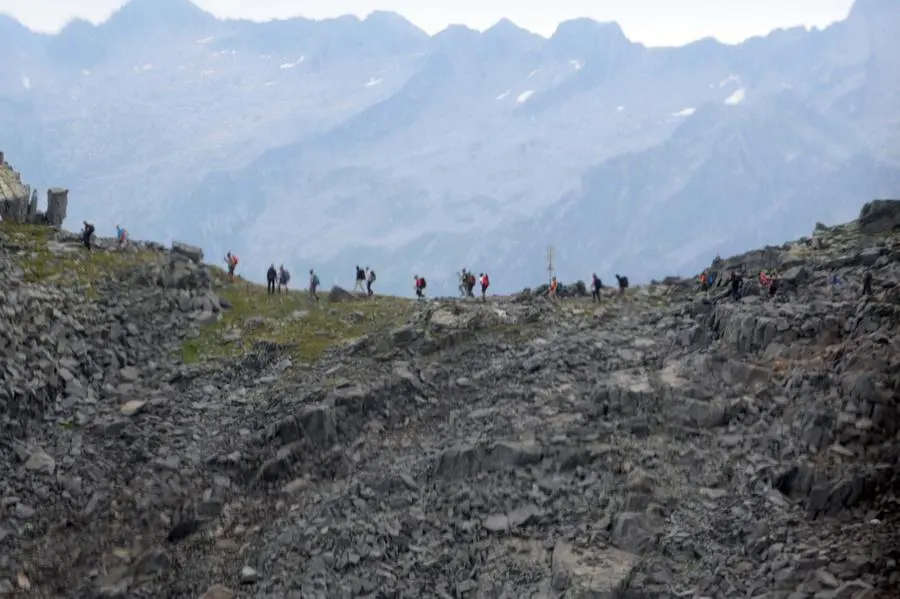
266 264 277 295
354 265 365 293
81 221 95 250
730 270 744 301
591 274 603 301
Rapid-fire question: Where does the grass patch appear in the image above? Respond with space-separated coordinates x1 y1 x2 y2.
180 268 415 365
0 221 158 286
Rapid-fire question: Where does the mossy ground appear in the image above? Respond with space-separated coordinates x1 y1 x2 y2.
180 268 415 364
1 222 415 365
0 222 158 291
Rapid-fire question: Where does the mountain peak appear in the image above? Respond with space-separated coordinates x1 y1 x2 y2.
103 0 214 33
362 10 428 42
482 18 543 50
484 18 524 35
552 18 627 42
549 18 630 55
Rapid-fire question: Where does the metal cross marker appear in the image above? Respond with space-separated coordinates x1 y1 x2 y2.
546 246 555 285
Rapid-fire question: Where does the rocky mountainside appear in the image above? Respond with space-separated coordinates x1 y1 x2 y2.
2 0 900 294
1 198 898 597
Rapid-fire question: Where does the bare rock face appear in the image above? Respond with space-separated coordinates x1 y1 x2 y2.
858 198 900 234
45 188 68 227
0 158 30 221
0 154 68 227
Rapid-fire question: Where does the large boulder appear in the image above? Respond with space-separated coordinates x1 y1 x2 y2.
858 199 900 234
171 241 204 263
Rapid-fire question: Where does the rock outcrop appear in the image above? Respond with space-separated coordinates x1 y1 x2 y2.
0 199 898 598
0 153 68 227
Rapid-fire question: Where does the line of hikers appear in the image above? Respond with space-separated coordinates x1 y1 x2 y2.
79 223 877 302
454 269 490 300
80 221 128 251
697 268 778 300
354 266 377 296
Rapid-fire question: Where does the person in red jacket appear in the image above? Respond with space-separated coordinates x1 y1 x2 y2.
414 275 427 299
479 272 490 300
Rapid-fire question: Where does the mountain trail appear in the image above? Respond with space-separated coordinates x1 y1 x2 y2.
1 200 899 598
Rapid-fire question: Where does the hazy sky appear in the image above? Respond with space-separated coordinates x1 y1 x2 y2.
1 0 856 47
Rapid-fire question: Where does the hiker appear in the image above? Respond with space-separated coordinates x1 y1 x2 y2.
224 252 238 282
615 274 628 295
278 264 290 293
414 275 427 299
549 276 559 299
115 224 127 248
480 272 490 300
729 270 743 301
81 221 95 250
366 267 376 296
591 273 603 301
266 264 277 294
768 274 778 297
699 272 709 292
466 273 476 297
81 220 95 250
458 269 469 297
759 271 770 294
309 269 320 302
862 270 873 296
354 265 365 293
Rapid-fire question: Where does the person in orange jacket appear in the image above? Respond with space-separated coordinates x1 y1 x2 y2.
479 272 490 300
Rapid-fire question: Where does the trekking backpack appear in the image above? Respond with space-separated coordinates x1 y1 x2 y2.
282 270 290 283
420 278 427 289
483 275 490 286
313 275 320 286
622 276 629 288
370 271 376 281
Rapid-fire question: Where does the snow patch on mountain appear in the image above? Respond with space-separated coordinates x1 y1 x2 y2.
280 57 304 69
719 74 740 87
725 88 746 105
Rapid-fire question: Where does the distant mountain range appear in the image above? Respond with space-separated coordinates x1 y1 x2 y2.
2 0 899 294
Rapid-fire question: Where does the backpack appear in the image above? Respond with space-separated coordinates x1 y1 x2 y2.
622 276 629 288
313 274 320 286
369 270 376 281
85 224 95 236
420 278 427 289
483 274 489 287
282 270 290 283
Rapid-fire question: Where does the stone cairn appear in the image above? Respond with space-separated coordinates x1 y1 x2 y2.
0 150 68 227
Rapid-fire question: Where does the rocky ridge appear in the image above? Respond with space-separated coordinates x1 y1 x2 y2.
0 200 898 598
